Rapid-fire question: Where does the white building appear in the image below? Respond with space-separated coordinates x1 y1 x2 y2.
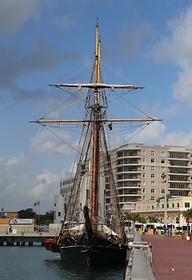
106 144 192 213
54 143 192 222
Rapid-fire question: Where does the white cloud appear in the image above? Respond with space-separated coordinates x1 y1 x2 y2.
152 5 192 106
0 0 40 35
29 128 78 156
0 153 60 212
129 121 192 147
29 169 59 200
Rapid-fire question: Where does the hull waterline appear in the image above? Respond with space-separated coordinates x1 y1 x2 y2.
60 245 129 266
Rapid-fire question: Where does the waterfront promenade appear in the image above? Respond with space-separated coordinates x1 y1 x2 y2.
142 234 192 280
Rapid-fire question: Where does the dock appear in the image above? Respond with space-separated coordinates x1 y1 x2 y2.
125 232 192 279
0 232 55 246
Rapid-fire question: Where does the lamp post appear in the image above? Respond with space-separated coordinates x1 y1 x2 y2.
161 173 167 226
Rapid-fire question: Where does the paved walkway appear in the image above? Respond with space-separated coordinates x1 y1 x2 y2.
142 234 192 280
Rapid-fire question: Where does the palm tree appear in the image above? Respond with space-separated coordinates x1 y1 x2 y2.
124 211 146 223
183 208 192 236
147 215 160 223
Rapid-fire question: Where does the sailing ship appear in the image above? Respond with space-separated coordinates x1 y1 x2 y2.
32 21 159 266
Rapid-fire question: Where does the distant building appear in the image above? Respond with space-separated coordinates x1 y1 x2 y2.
54 177 74 224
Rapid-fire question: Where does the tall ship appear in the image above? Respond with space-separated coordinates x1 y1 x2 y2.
32 21 159 266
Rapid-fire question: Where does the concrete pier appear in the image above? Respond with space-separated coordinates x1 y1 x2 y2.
125 233 155 280
0 232 54 246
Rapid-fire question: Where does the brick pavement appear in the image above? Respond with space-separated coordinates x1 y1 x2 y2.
142 234 192 280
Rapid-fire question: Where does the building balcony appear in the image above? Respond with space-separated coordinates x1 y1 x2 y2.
168 179 190 183
168 170 190 176
116 186 141 190
116 170 141 174
168 186 191 191
117 178 141 182
116 163 141 167
168 164 190 168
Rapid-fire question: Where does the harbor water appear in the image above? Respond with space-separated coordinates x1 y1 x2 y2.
0 247 126 280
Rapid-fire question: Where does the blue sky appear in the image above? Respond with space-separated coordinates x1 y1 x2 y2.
1 0 192 212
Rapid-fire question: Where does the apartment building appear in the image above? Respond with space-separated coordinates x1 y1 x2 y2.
105 144 192 213
54 143 192 220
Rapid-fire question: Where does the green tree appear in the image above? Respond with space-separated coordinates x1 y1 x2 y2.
124 211 146 223
183 208 192 236
39 211 54 225
18 208 36 219
147 216 160 223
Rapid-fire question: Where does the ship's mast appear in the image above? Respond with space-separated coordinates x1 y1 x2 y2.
30 21 162 229
91 19 101 221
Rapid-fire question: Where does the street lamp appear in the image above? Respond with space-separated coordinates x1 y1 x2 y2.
161 173 167 226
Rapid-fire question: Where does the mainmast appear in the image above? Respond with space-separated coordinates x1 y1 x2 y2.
91 19 101 221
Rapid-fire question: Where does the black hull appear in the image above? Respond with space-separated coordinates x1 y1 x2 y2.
60 245 128 266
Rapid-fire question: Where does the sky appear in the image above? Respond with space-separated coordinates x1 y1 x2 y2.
1 0 192 213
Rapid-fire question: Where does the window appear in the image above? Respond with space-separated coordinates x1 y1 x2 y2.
161 151 166 157
177 203 180 208
143 188 145 193
58 212 61 217
151 189 155 193
151 196 155 200
143 174 146 178
143 158 146 162
151 166 155 171
185 202 190 208
161 159 165 164
162 204 164 209
143 196 145 200
151 181 155 186
151 173 155 178
167 204 169 208
161 189 165 193
151 158 155 163
143 166 146 170
151 151 155 156
172 203 174 208
152 205 154 209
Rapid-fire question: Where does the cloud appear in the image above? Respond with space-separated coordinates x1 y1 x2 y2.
51 15 77 29
129 121 192 147
0 153 59 212
29 128 78 156
108 121 192 148
0 40 70 89
0 40 82 102
29 169 59 200
0 0 40 36
152 5 192 106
